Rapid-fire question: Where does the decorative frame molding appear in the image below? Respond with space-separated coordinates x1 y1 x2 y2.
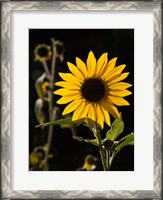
1 1 162 199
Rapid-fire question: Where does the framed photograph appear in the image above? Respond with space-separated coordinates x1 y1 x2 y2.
1 0 162 199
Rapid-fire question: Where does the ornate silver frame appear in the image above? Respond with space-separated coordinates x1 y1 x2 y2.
1 1 162 199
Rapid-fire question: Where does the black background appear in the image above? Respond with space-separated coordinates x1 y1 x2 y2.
29 29 134 171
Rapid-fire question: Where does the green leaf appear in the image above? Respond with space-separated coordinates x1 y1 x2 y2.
60 123 74 129
114 133 134 151
73 136 98 146
106 118 124 141
35 117 75 128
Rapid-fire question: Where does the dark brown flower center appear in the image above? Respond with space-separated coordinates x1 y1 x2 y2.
81 78 105 102
38 47 49 57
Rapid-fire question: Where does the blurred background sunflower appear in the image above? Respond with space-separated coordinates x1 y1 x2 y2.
29 29 134 171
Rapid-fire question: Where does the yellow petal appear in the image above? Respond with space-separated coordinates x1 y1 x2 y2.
96 53 108 77
96 104 104 129
62 99 83 115
108 57 118 70
86 51 96 77
59 73 82 86
109 90 132 97
107 72 129 84
72 101 85 121
72 101 89 121
55 81 80 89
105 65 126 81
109 82 132 90
76 57 88 77
108 96 130 106
101 107 111 126
100 99 120 119
67 62 84 80
57 95 81 104
88 104 96 122
54 88 80 96
101 57 117 79
80 103 90 119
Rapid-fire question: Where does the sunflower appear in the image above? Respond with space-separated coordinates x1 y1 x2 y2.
54 51 132 129
34 44 52 63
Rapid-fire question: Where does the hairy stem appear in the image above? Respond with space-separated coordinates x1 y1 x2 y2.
108 151 118 171
106 150 109 170
94 124 107 171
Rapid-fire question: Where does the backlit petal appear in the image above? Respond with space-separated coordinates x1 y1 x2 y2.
109 82 132 90
109 90 132 97
107 72 129 84
54 88 80 96
105 65 126 81
108 96 130 106
67 62 84 80
100 99 120 119
72 101 89 121
57 95 81 104
86 51 96 77
96 53 108 77
101 107 111 126
96 104 104 129
59 73 82 86
55 81 80 89
101 57 117 79
62 99 83 115
76 57 88 78
88 104 96 122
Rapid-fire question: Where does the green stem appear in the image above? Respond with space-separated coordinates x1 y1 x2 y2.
108 151 118 171
94 124 107 171
106 150 109 170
